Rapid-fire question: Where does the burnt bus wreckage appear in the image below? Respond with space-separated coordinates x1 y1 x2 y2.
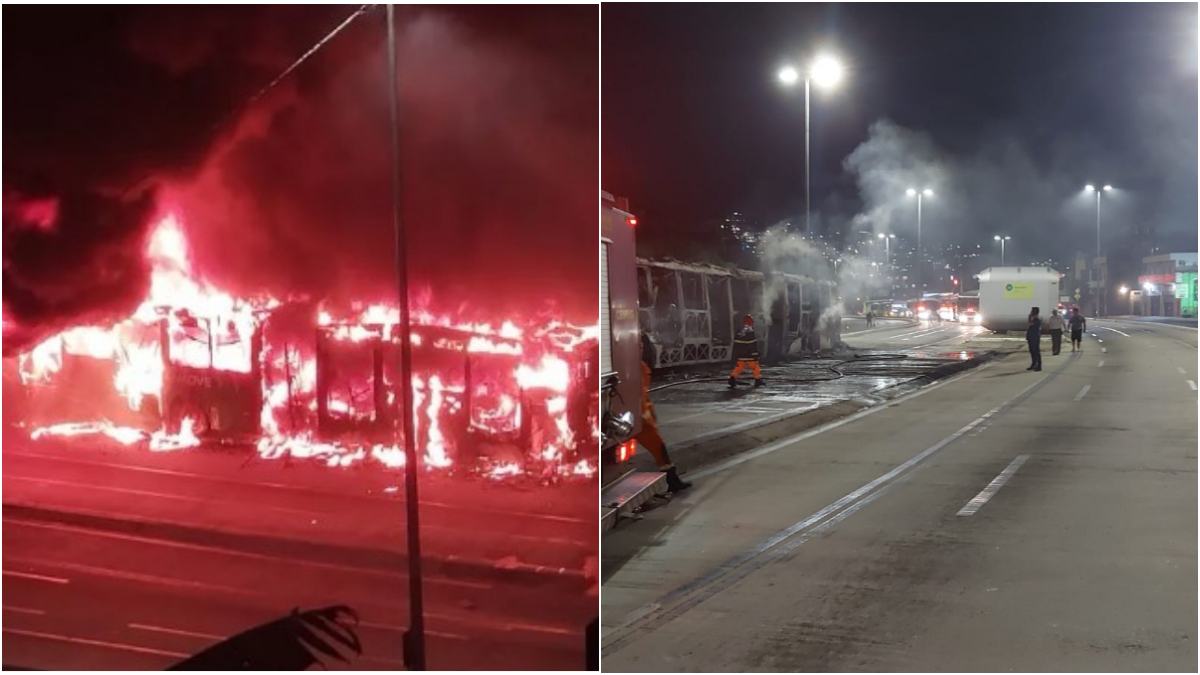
9 301 595 474
635 258 841 369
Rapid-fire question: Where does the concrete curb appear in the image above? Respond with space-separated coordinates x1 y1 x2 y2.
638 349 1011 476
2 502 586 591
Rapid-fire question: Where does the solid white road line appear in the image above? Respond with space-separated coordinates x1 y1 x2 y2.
1097 326 1131 337
129 623 223 640
2 569 70 584
957 454 1030 516
2 627 188 658
1188 380 1197 391
1074 384 1091 401
3 605 47 616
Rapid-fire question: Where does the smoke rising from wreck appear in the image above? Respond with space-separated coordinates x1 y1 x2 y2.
3 6 597 353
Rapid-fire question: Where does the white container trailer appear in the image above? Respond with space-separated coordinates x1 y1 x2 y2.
976 267 1062 332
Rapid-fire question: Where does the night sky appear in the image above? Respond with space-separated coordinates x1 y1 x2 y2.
603 3 1197 264
3 5 597 352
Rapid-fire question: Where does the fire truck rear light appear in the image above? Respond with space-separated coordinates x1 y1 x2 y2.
617 439 636 462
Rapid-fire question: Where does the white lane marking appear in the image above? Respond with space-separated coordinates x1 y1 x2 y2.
1097 361 1104 367
3 569 69 584
1074 384 1091 401
1178 367 1187 374
1101 347 1107 353
613 369 1041 638
3 519 493 589
1188 380 1197 391
1097 326 1131 337
689 359 1000 480
3 451 590 525
957 454 1030 516
900 327 949 340
3 605 47 616
129 623 223 640
1097 338 1103 343
890 326 941 338
2 626 188 658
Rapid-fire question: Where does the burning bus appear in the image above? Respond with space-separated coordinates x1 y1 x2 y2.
8 211 598 480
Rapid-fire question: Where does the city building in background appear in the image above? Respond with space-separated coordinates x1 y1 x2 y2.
1133 252 1199 317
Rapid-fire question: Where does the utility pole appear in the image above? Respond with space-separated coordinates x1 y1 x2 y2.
387 5 427 670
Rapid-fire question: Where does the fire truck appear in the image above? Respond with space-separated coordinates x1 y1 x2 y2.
600 191 667 532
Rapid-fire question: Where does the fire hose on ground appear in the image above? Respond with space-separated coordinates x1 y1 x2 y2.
646 353 932 392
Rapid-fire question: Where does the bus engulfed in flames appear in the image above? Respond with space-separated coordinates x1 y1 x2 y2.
10 212 597 480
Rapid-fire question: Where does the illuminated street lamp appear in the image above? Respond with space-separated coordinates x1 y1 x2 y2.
1119 285 1129 295
906 188 933 293
993 235 1011 265
778 54 844 232
1085 183 1114 316
876 232 895 267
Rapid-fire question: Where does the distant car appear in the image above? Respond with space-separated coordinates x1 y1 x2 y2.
961 308 983 325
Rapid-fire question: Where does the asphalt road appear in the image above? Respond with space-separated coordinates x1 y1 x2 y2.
2 441 596 670
602 320 1197 671
843 317 990 352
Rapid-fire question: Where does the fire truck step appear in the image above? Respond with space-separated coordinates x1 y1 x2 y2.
601 471 668 534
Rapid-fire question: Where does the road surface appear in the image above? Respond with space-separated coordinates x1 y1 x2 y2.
843 317 989 352
2 440 595 670
602 320 1196 671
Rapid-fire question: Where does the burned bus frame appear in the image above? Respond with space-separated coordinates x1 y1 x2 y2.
312 322 528 450
636 258 840 368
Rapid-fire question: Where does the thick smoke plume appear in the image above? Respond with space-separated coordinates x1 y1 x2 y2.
3 6 597 354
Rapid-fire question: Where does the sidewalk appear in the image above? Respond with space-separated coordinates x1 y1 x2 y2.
638 332 1025 474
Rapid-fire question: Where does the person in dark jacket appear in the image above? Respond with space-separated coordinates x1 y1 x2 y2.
729 315 763 388
635 332 691 493
1026 306 1043 372
1068 307 1087 352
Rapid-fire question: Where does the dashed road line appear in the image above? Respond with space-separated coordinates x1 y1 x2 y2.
1188 380 1197 391
1074 384 1091 401
1178 367 1187 374
957 455 1030 517
1097 361 1104 368
1097 326 1131 337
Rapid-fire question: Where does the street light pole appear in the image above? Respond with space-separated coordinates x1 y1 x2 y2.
387 5 427 670
779 56 842 234
994 235 1010 265
1085 184 1112 317
877 233 893 267
907 188 932 296
805 77 810 232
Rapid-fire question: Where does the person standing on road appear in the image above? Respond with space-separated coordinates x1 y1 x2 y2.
637 332 691 493
865 310 874 327
1068 306 1087 352
729 315 763 388
1026 306 1043 371
1045 309 1065 355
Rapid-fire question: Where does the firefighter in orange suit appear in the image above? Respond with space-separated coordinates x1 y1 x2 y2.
729 315 763 388
636 332 690 493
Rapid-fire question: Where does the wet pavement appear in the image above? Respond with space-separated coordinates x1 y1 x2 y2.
650 319 1018 451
